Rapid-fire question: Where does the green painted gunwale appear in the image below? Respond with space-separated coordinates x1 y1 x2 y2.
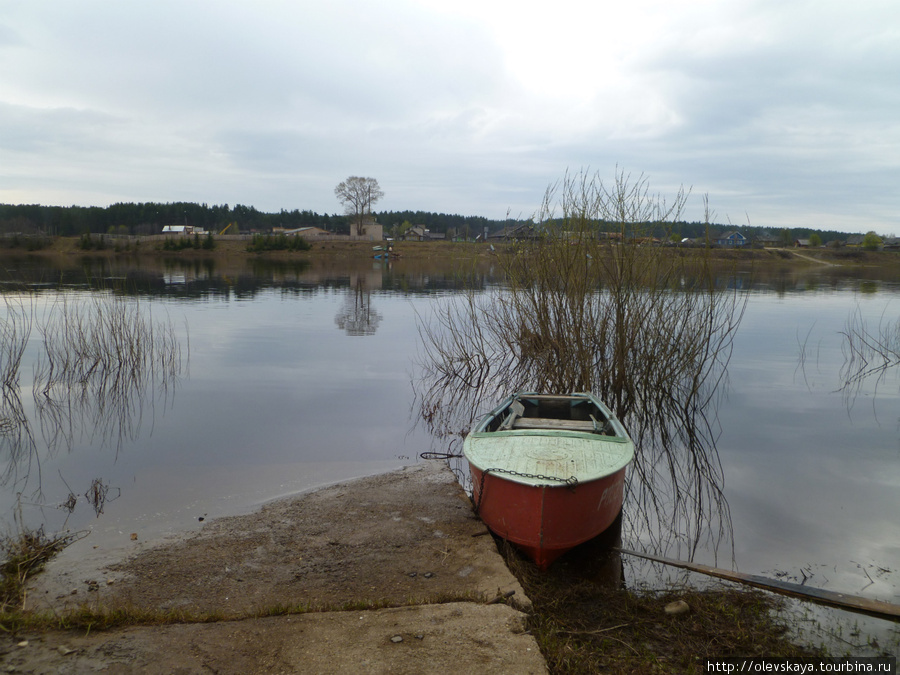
463 393 635 487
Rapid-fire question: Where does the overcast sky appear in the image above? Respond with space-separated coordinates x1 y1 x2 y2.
1 1 897 233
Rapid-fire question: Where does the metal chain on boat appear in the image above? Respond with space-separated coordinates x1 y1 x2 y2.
473 468 578 514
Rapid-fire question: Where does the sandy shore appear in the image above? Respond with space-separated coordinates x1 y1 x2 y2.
4 462 547 674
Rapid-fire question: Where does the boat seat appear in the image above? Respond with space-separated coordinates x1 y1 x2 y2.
512 417 597 432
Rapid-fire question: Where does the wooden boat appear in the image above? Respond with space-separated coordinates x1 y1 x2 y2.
463 392 634 570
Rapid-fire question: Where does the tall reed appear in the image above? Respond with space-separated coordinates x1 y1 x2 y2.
0 288 185 505
838 306 900 406
0 296 38 490
33 291 185 455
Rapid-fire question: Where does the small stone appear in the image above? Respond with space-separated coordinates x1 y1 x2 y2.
390 635 403 643
130 533 138 541
664 599 690 615
57 646 77 656
423 572 434 579
17 640 28 648
407 572 417 578
507 615 527 634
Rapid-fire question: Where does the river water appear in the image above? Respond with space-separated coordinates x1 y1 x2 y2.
1 253 898 655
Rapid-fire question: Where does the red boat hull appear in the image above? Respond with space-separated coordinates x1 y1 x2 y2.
470 465 626 570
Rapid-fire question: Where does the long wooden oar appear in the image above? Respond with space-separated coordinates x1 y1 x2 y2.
616 547 900 622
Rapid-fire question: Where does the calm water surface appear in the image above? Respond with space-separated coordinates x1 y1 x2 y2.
1 255 898 654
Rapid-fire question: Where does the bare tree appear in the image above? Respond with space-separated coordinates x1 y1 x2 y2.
334 176 384 236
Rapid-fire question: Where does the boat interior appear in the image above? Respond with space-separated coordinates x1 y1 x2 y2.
485 394 616 435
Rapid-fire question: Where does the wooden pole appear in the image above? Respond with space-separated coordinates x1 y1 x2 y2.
616 548 900 622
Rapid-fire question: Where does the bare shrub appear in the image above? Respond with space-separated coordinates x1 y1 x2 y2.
416 169 747 558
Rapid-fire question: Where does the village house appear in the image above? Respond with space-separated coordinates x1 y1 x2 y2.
714 231 747 247
274 226 331 238
402 226 428 241
402 226 444 241
162 224 209 235
755 233 780 247
487 224 542 241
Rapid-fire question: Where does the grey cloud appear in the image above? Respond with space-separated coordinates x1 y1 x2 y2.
1 1 898 231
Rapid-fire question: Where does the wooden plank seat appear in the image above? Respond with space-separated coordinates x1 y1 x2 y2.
512 417 598 432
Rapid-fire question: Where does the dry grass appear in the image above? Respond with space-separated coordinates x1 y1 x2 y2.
0 528 74 614
500 542 825 674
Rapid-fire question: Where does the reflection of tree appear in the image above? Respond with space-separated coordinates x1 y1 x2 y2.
0 291 185 504
335 275 382 336
415 170 746 562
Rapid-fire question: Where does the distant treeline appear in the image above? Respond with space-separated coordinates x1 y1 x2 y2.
633 221 854 245
0 202 348 236
0 201 856 243
0 202 525 238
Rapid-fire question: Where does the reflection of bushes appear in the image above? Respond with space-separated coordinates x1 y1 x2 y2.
246 234 311 253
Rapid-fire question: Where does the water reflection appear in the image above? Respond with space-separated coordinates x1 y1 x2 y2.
0 290 185 508
335 269 383 336
414 306 737 565
838 306 900 407
1 254 507 301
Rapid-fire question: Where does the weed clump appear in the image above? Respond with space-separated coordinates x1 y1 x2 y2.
501 543 825 674
1 528 73 613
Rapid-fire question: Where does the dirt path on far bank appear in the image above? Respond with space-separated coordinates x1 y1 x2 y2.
777 247 841 266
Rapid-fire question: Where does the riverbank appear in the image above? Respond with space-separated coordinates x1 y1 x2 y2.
10 233 900 268
4 462 547 674
2 462 827 673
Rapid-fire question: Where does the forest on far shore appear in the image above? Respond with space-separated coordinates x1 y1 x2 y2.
0 201 862 245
